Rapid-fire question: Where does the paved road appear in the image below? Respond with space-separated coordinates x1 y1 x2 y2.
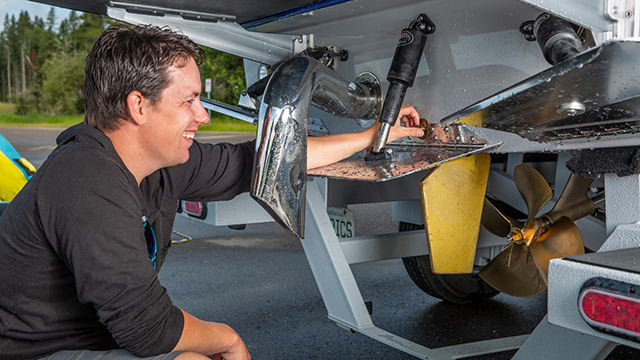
2 126 638 360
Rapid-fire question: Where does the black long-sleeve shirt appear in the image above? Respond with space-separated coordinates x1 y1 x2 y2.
0 124 254 359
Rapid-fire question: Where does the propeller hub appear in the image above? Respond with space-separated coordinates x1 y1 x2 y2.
506 229 524 243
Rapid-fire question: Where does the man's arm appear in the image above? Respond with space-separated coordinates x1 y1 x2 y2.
169 106 421 359
173 309 251 360
307 105 423 170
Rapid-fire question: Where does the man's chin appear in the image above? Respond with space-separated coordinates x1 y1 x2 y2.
178 154 190 165
167 154 190 168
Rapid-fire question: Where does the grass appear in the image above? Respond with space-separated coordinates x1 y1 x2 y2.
199 115 257 132
0 113 85 128
0 102 15 114
0 102 257 132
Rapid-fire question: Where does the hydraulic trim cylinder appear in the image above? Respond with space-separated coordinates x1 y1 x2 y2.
372 14 435 154
533 13 582 65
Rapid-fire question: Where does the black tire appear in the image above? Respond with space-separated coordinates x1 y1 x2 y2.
400 222 499 304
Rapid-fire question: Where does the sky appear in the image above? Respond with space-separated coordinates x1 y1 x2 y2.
1 0 72 29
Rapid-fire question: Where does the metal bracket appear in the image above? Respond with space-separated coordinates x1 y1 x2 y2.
200 98 257 124
308 117 329 136
107 1 305 65
516 0 615 42
293 34 315 55
605 0 640 39
518 0 639 42
302 178 530 359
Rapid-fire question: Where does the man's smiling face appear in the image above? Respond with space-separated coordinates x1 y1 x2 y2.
141 57 209 169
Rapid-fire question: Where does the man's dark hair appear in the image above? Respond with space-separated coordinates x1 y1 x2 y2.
84 24 204 131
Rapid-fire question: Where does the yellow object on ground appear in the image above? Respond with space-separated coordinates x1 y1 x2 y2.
420 153 491 274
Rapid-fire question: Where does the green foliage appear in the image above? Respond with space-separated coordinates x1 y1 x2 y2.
40 52 86 115
14 90 39 115
74 13 113 54
199 47 245 104
0 10 110 111
197 49 252 132
0 9 249 133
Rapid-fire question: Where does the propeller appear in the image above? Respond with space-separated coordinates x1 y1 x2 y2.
479 164 594 297
481 197 524 237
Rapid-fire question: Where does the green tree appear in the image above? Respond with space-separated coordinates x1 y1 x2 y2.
199 47 245 105
0 15 13 101
2 14 18 101
46 8 56 32
1 9 246 119
74 13 111 53
40 51 85 114
7 9 110 114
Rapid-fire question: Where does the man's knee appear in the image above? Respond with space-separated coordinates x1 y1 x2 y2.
174 351 211 360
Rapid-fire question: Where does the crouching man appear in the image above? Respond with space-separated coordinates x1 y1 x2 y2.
0 24 422 360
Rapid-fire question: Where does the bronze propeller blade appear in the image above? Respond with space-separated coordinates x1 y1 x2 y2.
531 216 584 280
481 197 524 237
546 174 595 222
479 242 547 297
513 164 553 223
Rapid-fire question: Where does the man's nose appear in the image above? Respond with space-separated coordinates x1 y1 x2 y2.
195 99 209 124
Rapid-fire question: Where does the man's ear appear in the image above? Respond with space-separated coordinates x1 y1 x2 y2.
126 90 147 126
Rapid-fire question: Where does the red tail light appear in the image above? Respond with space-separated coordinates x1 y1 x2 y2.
579 278 640 342
181 201 208 219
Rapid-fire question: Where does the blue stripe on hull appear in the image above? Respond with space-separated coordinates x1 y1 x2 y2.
243 0 353 29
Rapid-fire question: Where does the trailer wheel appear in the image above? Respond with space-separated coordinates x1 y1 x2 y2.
400 222 499 304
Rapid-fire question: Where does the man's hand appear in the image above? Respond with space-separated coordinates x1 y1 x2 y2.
208 324 250 360
174 309 251 360
367 104 423 147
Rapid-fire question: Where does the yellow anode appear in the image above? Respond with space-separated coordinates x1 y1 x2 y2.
420 152 490 274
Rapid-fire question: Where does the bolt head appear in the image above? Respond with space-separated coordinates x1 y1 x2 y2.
557 101 586 117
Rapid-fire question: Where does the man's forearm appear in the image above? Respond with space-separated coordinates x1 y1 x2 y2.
307 105 423 170
307 127 376 170
172 309 250 359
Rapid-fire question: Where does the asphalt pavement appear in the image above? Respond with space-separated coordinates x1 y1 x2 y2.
2 125 639 360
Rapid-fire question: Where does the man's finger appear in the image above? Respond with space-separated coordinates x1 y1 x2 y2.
399 115 420 128
404 127 424 138
398 106 420 126
399 126 424 138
